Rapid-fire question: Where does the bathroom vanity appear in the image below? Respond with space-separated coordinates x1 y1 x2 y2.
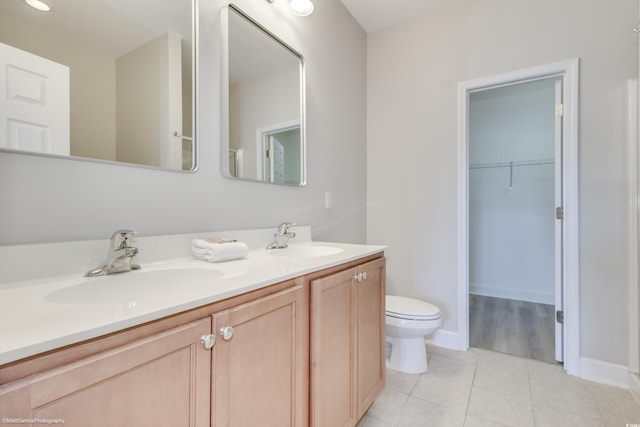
0 228 385 427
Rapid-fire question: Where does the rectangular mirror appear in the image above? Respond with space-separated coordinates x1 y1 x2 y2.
221 4 306 186
0 0 196 171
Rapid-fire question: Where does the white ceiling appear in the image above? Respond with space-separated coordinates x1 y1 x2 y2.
339 0 460 33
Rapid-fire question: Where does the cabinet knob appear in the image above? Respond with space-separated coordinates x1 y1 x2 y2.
200 334 216 349
220 326 234 341
353 272 367 282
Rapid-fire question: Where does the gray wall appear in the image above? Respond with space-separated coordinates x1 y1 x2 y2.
367 0 636 367
0 0 367 245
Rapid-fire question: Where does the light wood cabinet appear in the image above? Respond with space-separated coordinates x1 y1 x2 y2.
0 254 384 427
211 284 308 427
0 319 211 427
310 258 386 427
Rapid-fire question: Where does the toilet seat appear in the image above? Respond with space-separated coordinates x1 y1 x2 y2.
386 295 441 321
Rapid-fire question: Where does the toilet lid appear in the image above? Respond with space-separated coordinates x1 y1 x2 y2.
385 295 441 320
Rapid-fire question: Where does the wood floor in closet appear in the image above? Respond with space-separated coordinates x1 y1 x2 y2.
469 294 556 364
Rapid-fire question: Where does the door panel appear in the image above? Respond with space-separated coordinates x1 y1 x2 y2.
554 78 564 362
211 284 306 427
0 42 70 155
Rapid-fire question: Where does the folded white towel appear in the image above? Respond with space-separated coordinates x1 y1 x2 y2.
191 239 249 263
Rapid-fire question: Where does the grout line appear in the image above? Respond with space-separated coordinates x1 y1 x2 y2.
460 349 479 426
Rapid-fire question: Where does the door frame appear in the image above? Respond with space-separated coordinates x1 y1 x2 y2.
457 58 580 375
255 119 300 182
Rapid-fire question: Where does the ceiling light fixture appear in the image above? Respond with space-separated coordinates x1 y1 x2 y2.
266 0 314 17
25 0 51 12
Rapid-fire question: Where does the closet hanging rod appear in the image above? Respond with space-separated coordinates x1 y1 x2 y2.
469 158 555 170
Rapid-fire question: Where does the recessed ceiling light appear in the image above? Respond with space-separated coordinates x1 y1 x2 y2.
25 0 51 12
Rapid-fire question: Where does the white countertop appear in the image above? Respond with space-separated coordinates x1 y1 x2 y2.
0 230 385 366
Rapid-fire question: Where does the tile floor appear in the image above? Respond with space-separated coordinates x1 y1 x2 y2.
357 345 640 427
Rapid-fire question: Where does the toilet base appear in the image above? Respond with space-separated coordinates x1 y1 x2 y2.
386 336 428 374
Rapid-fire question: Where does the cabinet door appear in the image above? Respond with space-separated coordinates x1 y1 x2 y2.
310 267 357 427
211 284 307 427
356 258 386 419
0 319 211 427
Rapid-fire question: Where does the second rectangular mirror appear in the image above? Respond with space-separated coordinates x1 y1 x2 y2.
221 4 306 186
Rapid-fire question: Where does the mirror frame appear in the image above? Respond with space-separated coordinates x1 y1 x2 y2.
220 3 307 186
0 0 199 173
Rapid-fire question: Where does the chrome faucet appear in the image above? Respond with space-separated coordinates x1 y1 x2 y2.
266 222 296 249
85 229 141 277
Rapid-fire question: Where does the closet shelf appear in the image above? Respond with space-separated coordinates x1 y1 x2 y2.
469 159 554 170
469 158 555 190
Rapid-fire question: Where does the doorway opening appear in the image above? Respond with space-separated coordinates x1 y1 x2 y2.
468 78 560 364
457 59 580 374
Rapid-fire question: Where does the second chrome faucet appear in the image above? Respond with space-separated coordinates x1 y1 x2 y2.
266 222 296 249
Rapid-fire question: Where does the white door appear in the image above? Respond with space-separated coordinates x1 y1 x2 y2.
554 78 564 362
0 42 70 155
270 136 286 184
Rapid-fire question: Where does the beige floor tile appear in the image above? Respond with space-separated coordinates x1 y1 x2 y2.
467 385 533 427
356 414 392 427
425 353 477 380
473 353 530 397
410 355 476 411
462 415 510 427
588 382 640 426
431 344 480 365
533 405 605 427
385 368 420 395
528 359 602 421
365 387 410 425
367 348 640 427
394 396 466 427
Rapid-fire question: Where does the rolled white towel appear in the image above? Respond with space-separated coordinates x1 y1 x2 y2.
191 239 249 263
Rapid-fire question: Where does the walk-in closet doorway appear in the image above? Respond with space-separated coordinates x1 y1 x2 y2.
468 78 560 363
457 59 580 373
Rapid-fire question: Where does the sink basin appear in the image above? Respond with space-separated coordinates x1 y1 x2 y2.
45 268 223 305
269 245 344 259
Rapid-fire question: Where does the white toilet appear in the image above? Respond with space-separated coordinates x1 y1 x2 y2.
385 295 442 374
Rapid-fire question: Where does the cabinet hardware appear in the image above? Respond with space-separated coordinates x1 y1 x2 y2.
200 334 216 349
220 326 234 340
353 272 368 282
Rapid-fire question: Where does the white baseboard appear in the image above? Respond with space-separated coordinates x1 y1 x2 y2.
580 357 630 389
470 283 554 305
426 329 463 351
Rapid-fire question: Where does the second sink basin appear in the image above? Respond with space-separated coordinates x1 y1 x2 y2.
269 245 344 259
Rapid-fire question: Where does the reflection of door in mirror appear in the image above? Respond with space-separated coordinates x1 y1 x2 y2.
262 126 301 185
0 42 70 155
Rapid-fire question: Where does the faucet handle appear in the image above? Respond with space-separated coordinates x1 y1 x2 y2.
278 221 296 232
110 229 137 250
